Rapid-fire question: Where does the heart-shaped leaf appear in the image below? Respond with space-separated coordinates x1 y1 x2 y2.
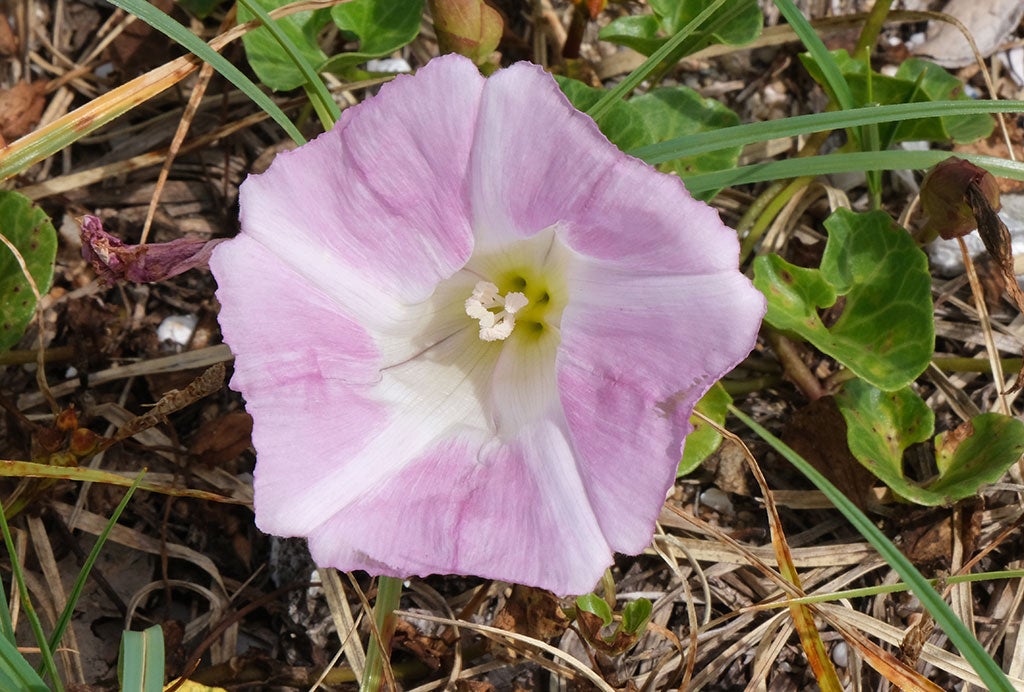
631 86 740 198
754 209 934 391
836 380 1024 505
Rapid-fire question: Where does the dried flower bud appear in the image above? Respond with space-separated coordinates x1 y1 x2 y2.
919 157 1001 242
80 215 223 284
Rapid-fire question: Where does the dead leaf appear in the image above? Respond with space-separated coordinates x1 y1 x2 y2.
967 182 1024 313
0 81 46 141
492 585 567 641
0 16 17 55
190 411 253 466
107 0 175 72
781 397 877 512
393 618 448 672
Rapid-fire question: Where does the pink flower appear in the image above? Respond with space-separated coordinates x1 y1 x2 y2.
210 55 764 595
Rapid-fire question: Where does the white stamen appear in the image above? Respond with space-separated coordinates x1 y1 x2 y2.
465 281 529 341
503 292 528 314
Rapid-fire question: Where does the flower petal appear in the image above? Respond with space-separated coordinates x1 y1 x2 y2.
468 61 741 274
558 264 764 551
307 417 610 596
238 54 485 311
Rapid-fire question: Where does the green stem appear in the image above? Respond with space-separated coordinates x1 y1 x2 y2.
360 576 403 692
933 356 1024 373
853 0 893 59
738 176 813 262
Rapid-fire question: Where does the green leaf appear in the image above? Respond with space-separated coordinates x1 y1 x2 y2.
118 625 165 692
323 0 423 74
835 379 934 500
929 414 1024 499
600 0 761 58
0 636 48 692
237 0 339 128
621 599 652 635
598 14 663 55
891 60 993 142
574 594 613 627
631 86 740 199
679 382 731 476
754 209 933 391
238 0 330 91
800 50 992 145
0 191 56 352
836 381 1024 505
555 77 650 151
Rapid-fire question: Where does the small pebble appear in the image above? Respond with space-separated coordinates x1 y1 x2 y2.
700 487 734 515
832 641 849 668
366 58 411 73
157 314 198 346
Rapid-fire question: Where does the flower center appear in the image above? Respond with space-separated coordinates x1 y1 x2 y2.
462 229 571 343
464 281 530 341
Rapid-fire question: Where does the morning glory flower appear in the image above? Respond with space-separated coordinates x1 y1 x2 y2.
210 54 764 596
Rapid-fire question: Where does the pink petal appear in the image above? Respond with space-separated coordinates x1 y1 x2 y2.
210 235 388 532
558 265 764 551
307 419 610 596
467 62 740 274
238 54 484 306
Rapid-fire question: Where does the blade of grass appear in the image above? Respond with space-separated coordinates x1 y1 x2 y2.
0 637 48 692
773 0 855 112
0 459 242 505
106 0 305 145
0 562 13 645
118 625 165 692
586 0 730 124
0 499 62 691
681 149 1024 194
47 473 145 653
630 100 1024 163
729 405 1015 691
236 0 340 129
